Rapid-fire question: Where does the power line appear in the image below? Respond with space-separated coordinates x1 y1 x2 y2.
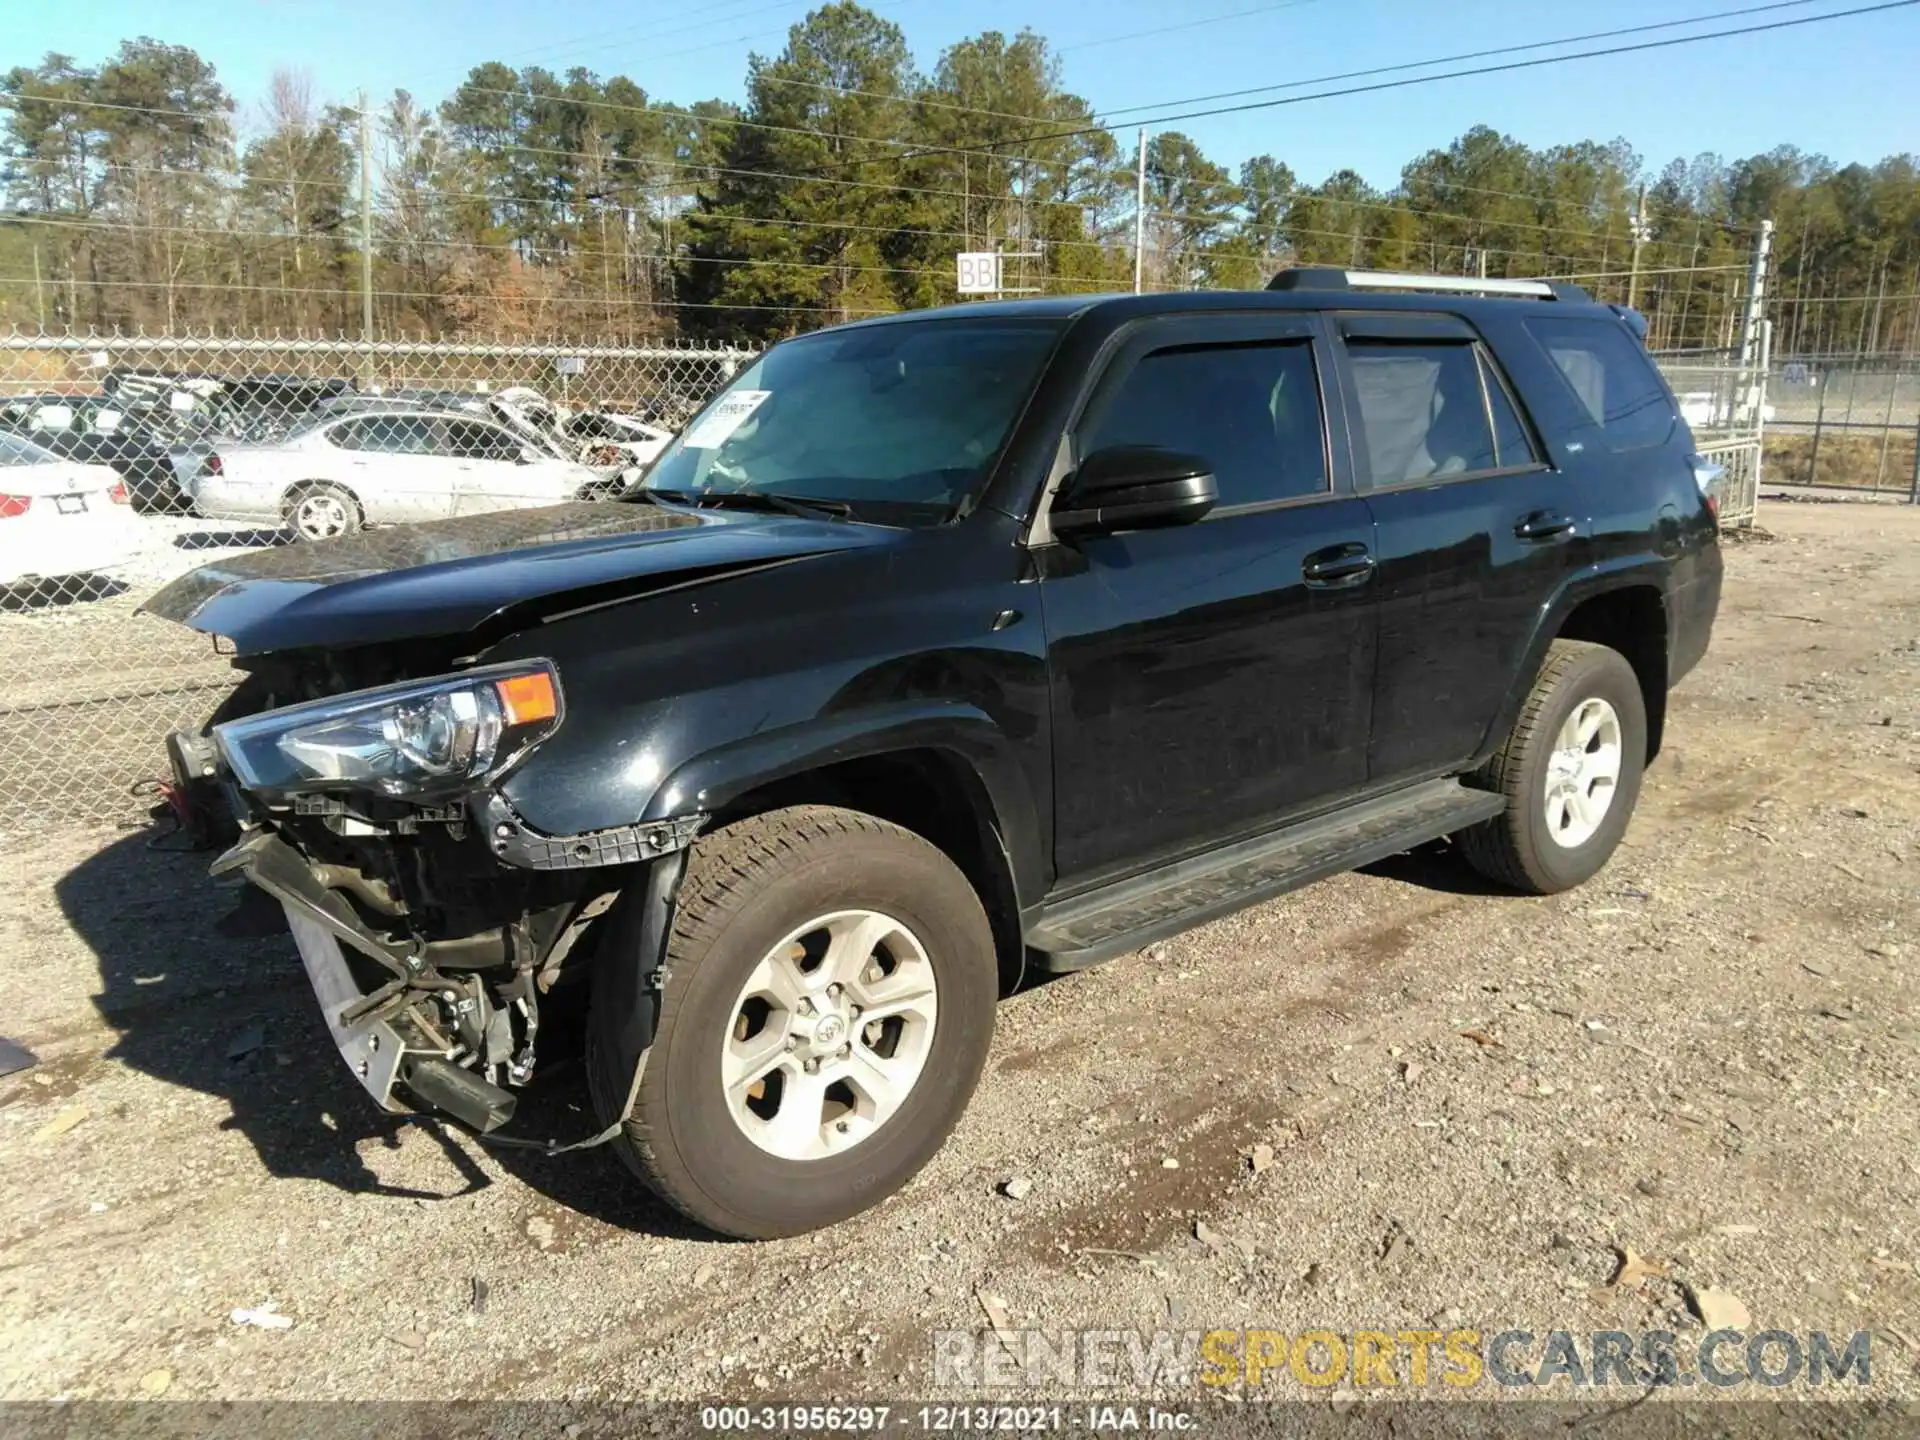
1091 0 1833 121
6 210 1143 288
1059 0 1329 54
0 272 898 316
414 0 833 84
929 0 1920 157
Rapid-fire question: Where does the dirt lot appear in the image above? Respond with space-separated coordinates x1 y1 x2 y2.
1 500 1917 1411
1767 431 1918 496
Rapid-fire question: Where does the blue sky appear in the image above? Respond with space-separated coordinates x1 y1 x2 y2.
10 0 1919 185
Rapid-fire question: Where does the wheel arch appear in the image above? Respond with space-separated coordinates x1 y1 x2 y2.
1480 563 1672 767
633 705 1041 995
697 739 1033 995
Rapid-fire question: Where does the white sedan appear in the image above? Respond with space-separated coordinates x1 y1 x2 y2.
0 432 143 589
185 410 620 541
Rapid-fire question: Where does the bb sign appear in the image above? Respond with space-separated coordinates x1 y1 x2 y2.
956 252 1002 295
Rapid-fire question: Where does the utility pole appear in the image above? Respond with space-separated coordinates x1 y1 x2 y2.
1133 129 1147 296
31 244 45 329
358 89 374 348
1737 218 1774 371
1627 183 1648 311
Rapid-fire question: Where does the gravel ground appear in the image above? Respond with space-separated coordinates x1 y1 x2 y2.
1 500 1916 1413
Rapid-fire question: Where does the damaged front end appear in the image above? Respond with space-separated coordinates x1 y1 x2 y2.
197 651 702 1144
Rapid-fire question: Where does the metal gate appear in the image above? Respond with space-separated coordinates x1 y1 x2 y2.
1653 347 1769 529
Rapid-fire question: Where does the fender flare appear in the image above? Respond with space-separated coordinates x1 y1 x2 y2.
640 700 1047 912
1474 555 1671 766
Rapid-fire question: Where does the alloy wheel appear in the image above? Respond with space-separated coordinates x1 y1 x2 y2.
721 909 939 1161
1542 696 1623 848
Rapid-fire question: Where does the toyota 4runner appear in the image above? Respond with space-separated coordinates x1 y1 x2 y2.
152 269 1723 1238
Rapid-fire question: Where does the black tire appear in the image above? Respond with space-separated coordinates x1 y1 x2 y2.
283 482 363 542
1456 639 1649 895
591 805 997 1239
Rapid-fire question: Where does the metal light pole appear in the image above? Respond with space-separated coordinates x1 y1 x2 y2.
358 90 374 347
1132 129 1147 296
1627 183 1648 311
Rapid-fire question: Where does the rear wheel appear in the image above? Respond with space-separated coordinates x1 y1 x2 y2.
284 482 362 542
590 805 997 1239
1456 639 1648 894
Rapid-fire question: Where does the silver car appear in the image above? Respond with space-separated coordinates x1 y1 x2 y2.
185 410 617 541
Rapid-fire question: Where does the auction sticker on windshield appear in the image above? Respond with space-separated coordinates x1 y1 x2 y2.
684 390 771 448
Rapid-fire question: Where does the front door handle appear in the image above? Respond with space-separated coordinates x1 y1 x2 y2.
1515 510 1576 541
1303 542 1376 588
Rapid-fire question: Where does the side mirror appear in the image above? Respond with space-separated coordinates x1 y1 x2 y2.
1051 446 1217 537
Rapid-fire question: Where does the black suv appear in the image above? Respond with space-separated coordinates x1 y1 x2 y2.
151 270 1722 1238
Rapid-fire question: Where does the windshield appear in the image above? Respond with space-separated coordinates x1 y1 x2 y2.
638 316 1062 523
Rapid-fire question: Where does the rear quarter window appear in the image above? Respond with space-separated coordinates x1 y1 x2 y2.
1523 315 1676 452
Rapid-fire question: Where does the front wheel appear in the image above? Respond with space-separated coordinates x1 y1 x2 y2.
284 482 363 542
1456 639 1649 894
591 805 997 1238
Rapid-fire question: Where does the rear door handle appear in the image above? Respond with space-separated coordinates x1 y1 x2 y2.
1515 510 1576 541
1302 542 1376 588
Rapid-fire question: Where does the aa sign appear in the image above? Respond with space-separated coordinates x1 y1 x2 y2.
956 252 1001 295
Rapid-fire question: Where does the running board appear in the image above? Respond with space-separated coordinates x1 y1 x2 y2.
1025 779 1505 971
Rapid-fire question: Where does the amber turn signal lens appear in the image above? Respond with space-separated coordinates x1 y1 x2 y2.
495 671 558 725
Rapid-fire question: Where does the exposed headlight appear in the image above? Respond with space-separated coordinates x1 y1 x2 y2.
215 662 563 799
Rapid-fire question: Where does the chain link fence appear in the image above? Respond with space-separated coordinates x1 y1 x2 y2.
0 332 757 831
1761 355 1920 498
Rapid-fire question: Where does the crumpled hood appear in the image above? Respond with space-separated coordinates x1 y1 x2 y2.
144 500 891 655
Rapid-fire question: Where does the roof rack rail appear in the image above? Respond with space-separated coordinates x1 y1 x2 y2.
1266 267 1592 304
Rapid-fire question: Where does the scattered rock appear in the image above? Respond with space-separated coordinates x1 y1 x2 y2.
1689 1286 1751 1332
1303 1263 1327 1288
1329 1391 1359 1415
388 1330 424 1351
229 1303 293 1331
999 1176 1033 1201
525 1216 556 1251
1246 1143 1276 1175
138 1369 172 1396
1723 1105 1757 1134
1801 958 1833 976
1195 1220 1254 1265
225 1024 265 1060
1399 1061 1424 1085
692 1263 716 1289
1160 1157 1180 1170
1635 1176 1667 1198
1379 1226 1410 1267
975 1287 1014 1348
1459 1029 1502 1048
469 1277 490 1314
1609 1246 1667 1292
32 1105 88 1144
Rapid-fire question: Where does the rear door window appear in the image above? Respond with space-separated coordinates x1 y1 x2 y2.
1081 340 1329 508
444 420 526 461
1524 316 1676 450
330 416 443 455
1346 341 1500 485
